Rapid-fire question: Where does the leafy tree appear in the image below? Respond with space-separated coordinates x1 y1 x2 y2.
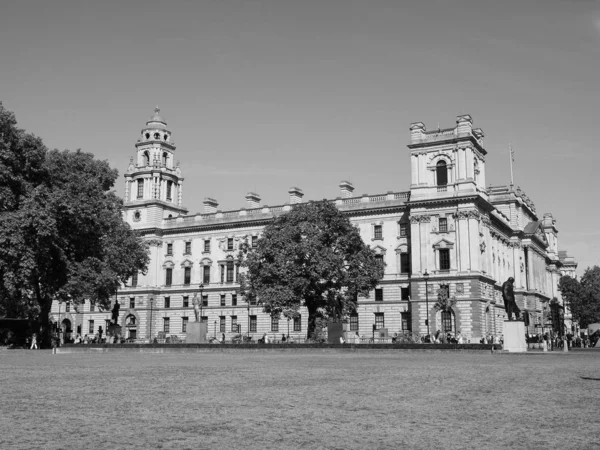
0 103 149 346
559 267 600 329
238 200 383 339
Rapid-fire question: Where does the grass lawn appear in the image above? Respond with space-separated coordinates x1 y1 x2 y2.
1 350 599 450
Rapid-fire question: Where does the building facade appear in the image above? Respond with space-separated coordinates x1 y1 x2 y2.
50 109 577 343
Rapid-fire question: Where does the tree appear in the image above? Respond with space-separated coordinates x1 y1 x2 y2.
559 267 600 329
238 200 384 339
0 103 149 346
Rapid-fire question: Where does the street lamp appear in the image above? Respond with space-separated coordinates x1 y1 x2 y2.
424 271 430 340
149 295 155 343
247 299 250 340
214 320 217 338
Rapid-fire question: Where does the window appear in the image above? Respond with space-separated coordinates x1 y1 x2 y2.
375 254 384 267
401 287 410 300
250 296 257 306
165 268 173 286
401 312 412 332
399 223 408 237
375 288 383 302
204 240 211 252
131 272 138 287
137 179 144 199
250 315 257 332
271 316 279 332
220 265 224 283
162 152 168 166
220 294 226 307
163 318 170 333
166 181 173 201
227 238 234 251
436 160 448 186
88 320 94 334
439 249 450 271
184 267 191 285
166 243 173 256
231 316 238 332
232 294 237 306
183 296 189 308
251 236 258 248
201 316 208 324
154 132 160 140
185 241 191 254
293 315 302 332
143 151 150 166
219 316 226 333
439 218 448 233
90 302 95 312
182 317 188 333
65 302 70 312
129 298 135 309
164 297 170 308
202 295 208 307
374 225 383 240
105 319 111 331
400 253 410 274
350 314 359 331
226 261 234 283
203 265 210 284
441 311 453 333
375 313 385 330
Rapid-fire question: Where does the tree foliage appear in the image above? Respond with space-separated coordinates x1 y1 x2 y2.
0 102 149 346
558 266 600 329
238 200 384 339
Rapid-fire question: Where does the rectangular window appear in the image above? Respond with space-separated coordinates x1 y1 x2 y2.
439 218 448 233
219 316 226 333
400 253 410 274
166 243 173 256
375 254 384 267
250 296 257 306
203 265 210 284
375 313 384 330
137 179 144 199
65 302 70 312
401 287 410 301
163 318 170 333
204 239 210 252
165 268 172 286
166 181 173 201
90 302 95 312
89 320 94 334
182 317 188 333
202 295 208 307
184 267 191 285
220 294 226 307
442 311 453 333
131 272 138 287
399 223 408 237
401 312 412 332
250 315 257 332
350 314 359 331
105 319 111 332
439 249 450 271
227 238 234 251
231 316 238 333
220 265 224 283
185 241 191 254
375 288 383 302
251 236 258 248
164 297 170 308
293 315 302 332
231 294 237 306
129 297 135 309
183 296 189 308
226 262 234 283
201 316 208 324
374 225 383 240
271 316 279 332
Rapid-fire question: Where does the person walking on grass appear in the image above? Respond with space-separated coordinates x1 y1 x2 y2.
30 333 38 350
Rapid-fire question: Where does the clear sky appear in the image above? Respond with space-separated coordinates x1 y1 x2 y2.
1 0 599 274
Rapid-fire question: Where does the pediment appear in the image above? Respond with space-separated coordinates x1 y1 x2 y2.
372 245 387 255
180 259 194 268
432 238 455 249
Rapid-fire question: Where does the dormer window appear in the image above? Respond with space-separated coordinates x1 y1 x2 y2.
436 160 448 186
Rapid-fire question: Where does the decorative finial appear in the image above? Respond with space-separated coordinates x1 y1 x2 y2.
154 105 160 114
176 160 180 167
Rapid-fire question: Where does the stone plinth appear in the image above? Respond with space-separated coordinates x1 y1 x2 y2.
503 320 527 353
186 322 208 344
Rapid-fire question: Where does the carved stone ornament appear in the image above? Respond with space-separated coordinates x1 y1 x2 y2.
480 241 486 253
146 239 163 247
133 210 142 222
128 157 135 173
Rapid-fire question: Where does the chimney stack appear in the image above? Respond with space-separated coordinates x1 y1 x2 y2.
246 192 261 209
288 187 304 204
339 181 355 199
203 197 218 214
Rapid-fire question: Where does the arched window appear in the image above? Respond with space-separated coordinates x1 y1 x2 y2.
436 160 448 186
143 151 150 166
154 132 160 140
166 180 173 201
145 133 150 139
163 134 168 141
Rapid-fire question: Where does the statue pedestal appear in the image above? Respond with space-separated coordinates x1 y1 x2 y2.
503 320 527 352
186 322 208 344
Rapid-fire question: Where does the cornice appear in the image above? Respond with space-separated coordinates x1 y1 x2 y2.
407 135 487 155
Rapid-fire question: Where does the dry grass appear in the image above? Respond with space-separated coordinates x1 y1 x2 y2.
1 350 599 450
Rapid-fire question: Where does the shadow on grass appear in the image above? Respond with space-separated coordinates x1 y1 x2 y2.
580 377 600 381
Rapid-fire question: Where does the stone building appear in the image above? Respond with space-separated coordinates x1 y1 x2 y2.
49 109 577 343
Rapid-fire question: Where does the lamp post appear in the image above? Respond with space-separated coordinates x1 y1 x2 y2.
149 295 154 343
247 299 250 340
214 320 217 338
287 317 290 340
424 271 430 340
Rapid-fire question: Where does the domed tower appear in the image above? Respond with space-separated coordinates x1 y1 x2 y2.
123 107 188 227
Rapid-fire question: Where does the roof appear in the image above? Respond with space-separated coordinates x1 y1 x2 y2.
523 220 541 235
145 106 167 127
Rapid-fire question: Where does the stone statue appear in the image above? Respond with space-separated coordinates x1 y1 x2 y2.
501 277 520 321
192 295 201 322
111 300 120 325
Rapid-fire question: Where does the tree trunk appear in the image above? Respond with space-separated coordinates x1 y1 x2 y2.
306 302 318 341
39 296 52 349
